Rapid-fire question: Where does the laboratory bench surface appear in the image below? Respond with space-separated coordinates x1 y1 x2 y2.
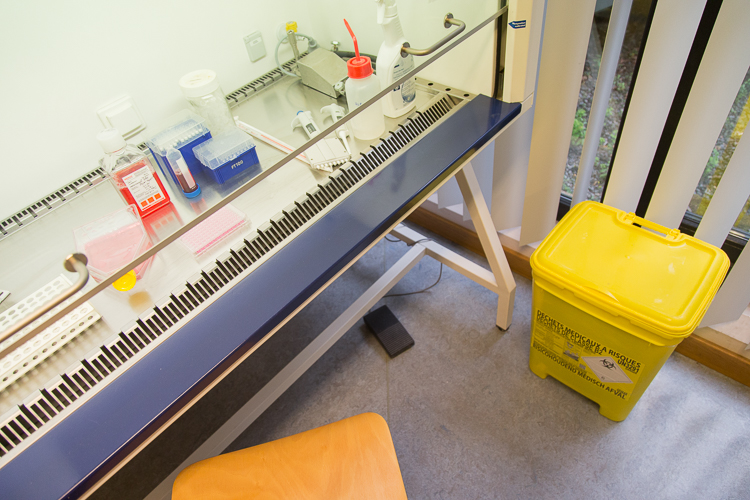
92 223 750 500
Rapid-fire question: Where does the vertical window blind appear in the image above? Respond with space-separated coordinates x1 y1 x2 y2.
433 0 749 329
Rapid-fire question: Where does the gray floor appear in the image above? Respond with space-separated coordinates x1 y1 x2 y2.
92 223 750 500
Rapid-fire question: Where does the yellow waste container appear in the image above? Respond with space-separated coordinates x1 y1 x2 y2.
529 201 729 421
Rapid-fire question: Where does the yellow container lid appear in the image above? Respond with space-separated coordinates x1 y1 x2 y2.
531 201 729 339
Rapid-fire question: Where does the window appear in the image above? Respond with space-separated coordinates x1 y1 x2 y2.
562 0 654 202
687 68 750 235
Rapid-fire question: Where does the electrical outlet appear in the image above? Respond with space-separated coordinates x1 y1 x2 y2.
244 31 266 62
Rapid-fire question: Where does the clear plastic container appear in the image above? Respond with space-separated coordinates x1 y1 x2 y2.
73 205 154 286
145 110 212 181
179 70 236 135
97 129 171 218
193 129 260 184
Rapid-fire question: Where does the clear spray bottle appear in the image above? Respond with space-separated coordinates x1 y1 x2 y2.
375 0 416 118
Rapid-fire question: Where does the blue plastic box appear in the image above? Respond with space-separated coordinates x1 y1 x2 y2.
193 128 260 184
146 110 212 184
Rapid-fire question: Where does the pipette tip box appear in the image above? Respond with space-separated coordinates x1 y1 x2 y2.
193 128 260 184
146 110 212 183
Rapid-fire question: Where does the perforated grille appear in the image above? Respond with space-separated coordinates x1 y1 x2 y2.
0 169 107 241
224 56 304 107
0 92 457 461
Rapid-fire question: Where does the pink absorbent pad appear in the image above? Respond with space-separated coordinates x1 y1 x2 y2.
180 205 247 255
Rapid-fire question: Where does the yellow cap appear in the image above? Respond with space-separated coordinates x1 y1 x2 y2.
113 270 137 292
285 21 298 33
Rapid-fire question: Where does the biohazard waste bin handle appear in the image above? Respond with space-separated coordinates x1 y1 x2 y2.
621 212 681 241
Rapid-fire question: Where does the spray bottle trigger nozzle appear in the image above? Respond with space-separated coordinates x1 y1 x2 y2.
375 0 385 24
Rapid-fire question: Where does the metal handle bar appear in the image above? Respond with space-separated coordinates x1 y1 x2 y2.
401 14 466 58
0 253 89 353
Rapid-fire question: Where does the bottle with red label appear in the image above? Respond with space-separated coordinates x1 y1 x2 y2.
97 128 171 218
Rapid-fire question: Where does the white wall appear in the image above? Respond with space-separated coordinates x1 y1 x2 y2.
0 0 318 217
0 0 499 218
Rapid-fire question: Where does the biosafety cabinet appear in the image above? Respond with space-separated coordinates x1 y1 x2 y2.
0 1 543 498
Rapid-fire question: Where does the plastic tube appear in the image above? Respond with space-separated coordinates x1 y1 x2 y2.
167 148 201 198
234 118 310 165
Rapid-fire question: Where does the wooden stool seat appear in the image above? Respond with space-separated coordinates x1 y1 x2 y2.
172 412 407 499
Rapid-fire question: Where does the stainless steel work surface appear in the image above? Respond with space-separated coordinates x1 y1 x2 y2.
0 75 469 430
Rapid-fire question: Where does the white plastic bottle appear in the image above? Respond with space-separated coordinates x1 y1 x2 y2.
375 0 416 118
344 19 385 141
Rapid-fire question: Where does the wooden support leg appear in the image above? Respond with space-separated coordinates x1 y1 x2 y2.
455 162 516 330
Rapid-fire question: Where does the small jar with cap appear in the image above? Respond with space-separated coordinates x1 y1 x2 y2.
344 19 386 141
179 69 236 135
